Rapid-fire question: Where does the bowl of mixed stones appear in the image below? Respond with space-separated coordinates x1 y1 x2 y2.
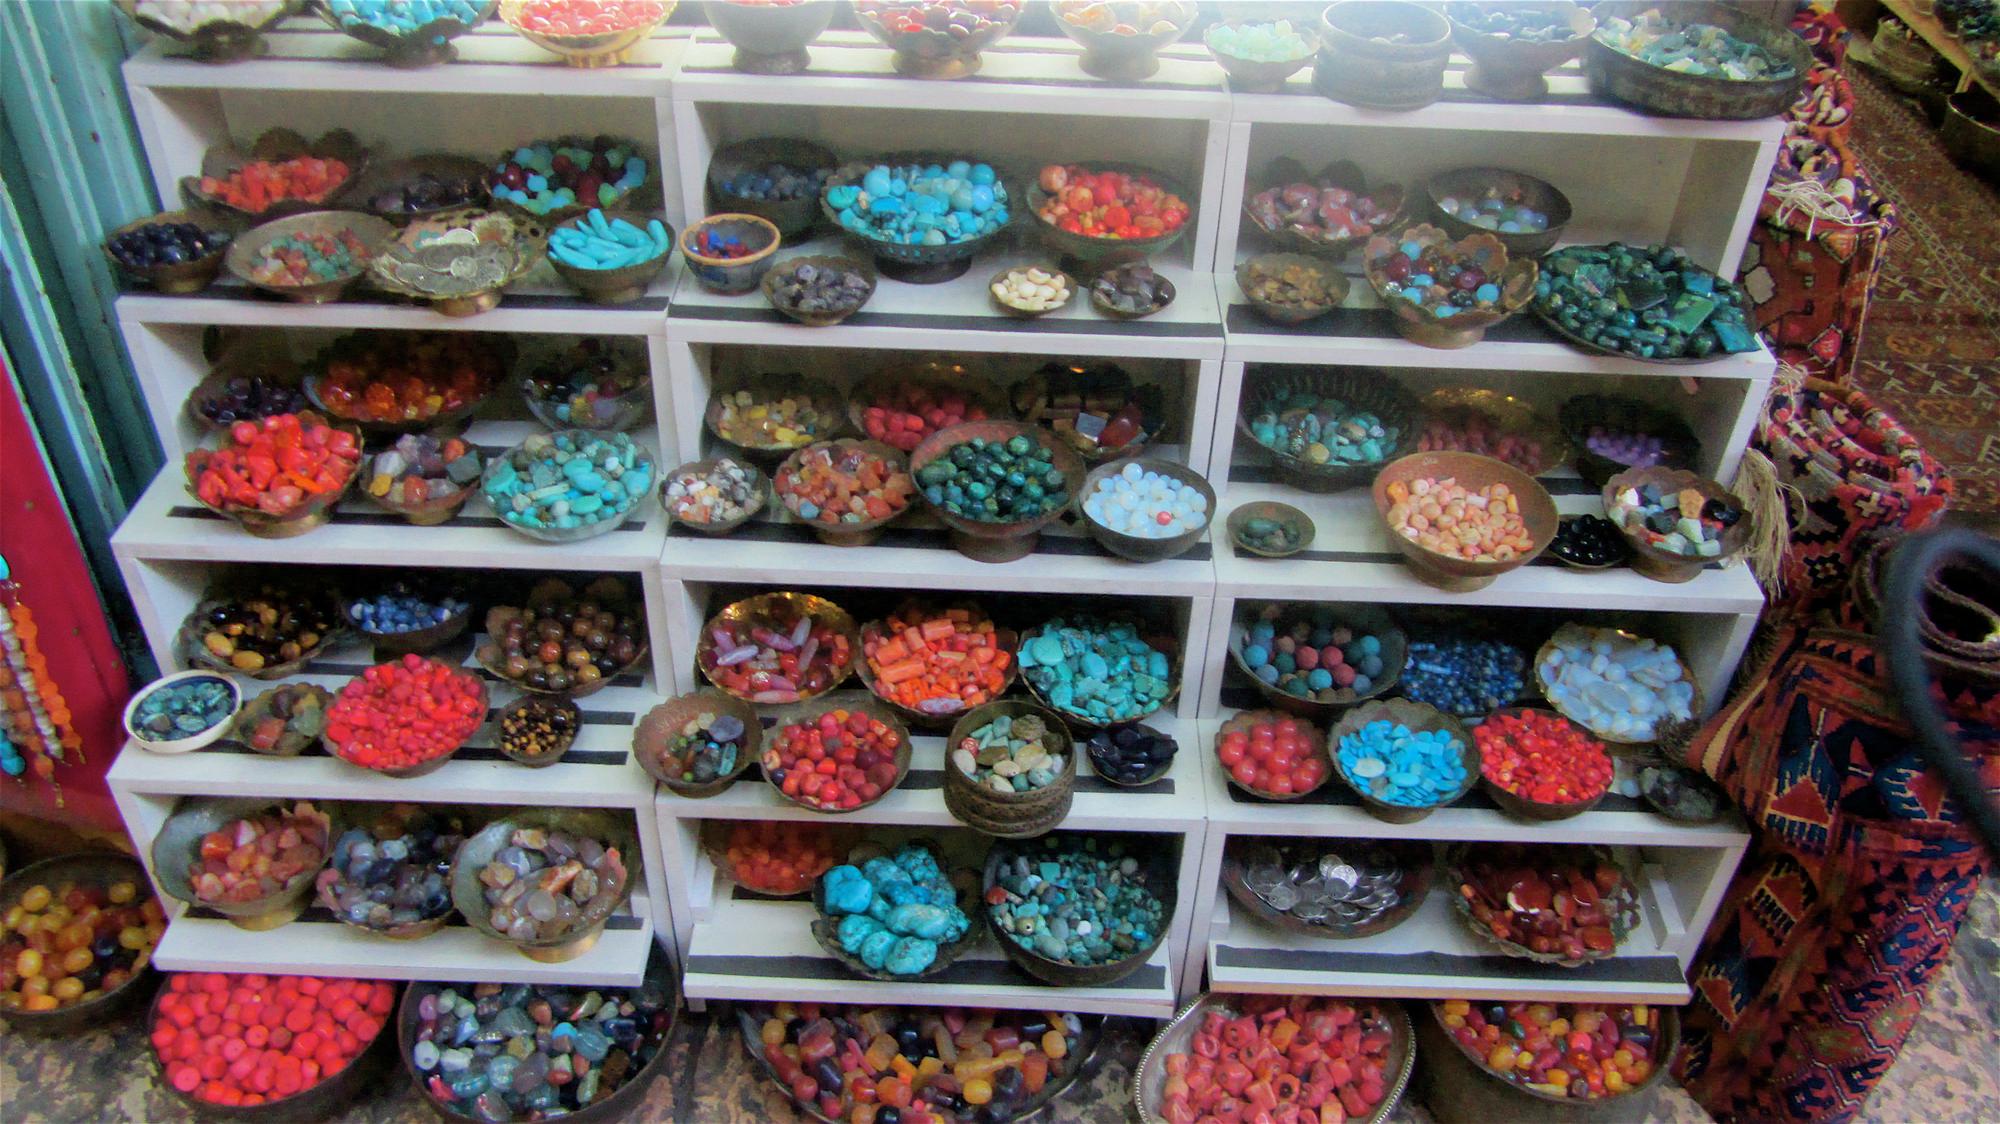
124 671 240 754
521 338 651 432
632 690 760 797
985 833 1170 987
454 815 632 960
1363 223 1540 349
1090 262 1175 319
1238 369 1413 492
1422 166 1573 257
1226 837 1429 938
815 841 976 980
1446 1 1596 101
481 430 654 543
951 708 1070 798
660 457 766 535
230 683 332 757
1236 253 1350 324
1534 243 1760 361
1085 723 1178 787
1019 615 1178 728
497 696 582 768
316 805 466 939
762 255 876 327
1232 604 1402 717
344 584 472 656
1604 468 1750 581
364 433 484 526
706 377 847 461
1587 5 1807 119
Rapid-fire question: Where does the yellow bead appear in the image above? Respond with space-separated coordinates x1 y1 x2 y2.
107 882 136 905
19 886 50 912
1487 1045 1517 1071
963 1078 993 1105
51 977 83 1002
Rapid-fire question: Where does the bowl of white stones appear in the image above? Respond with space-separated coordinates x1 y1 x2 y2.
1076 458 1215 564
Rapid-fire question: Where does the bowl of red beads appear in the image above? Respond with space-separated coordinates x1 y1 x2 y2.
1425 999 1677 1112
1445 842 1640 965
773 439 916 547
853 0 1025 79
698 591 861 705
304 330 508 438
1213 708 1333 801
848 360 1003 455
180 128 368 223
498 0 675 67
224 210 392 303
759 692 912 814
1416 387 1569 477
151 798 333 931
324 654 489 779
475 577 650 698
1363 223 1541 349
153 971 397 1118
1242 159 1405 261
183 412 364 538
1136 993 1413 1124
681 212 781 294
702 820 856 899
1474 706 1614 821
1029 162 1192 270
0 853 164 1034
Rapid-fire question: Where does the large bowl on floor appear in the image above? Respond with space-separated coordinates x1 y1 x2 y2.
810 837 980 981
1416 999 1679 1124
151 978 397 1119
1328 698 1478 824
0 853 161 1035
1584 1 1810 120
1220 836 1432 940
1447 1 1596 102
1076 458 1215 563
449 808 637 964
910 420 1085 563
704 0 835 74
1943 87 2000 179
983 832 1175 987
708 137 840 239
150 797 331 931
1235 365 1417 494
116 0 300 62
1135 994 1414 1124
1227 602 1406 720
821 153 1013 283
1371 452 1559 591
499 0 675 67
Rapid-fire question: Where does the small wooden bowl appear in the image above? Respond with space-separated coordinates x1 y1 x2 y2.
448 809 636 964
633 690 761 797
103 210 230 293
759 692 913 815
227 683 333 756
810 838 981 981
1328 698 1477 823
151 798 331 931
0 854 160 1035
1089 267 1176 320
1603 466 1754 584
982 832 1175 987
762 254 876 326
495 695 581 768
1372 451 1559 591
681 212 781 294
223 210 392 303
343 585 473 656
1213 709 1331 802
1057 0 1195 81
1227 602 1406 719
1076 458 1216 564
705 0 836 74
1475 706 1612 822
359 451 480 528
772 439 913 547
324 671 487 779
908 420 1085 563
695 591 861 705
660 457 769 536
314 807 465 940
943 699 1077 839
988 263 1076 318
1227 501 1316 558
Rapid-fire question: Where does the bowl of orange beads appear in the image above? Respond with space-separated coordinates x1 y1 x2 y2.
0 853 164 1034
857 600 1018 727
701 820 857 900
303 330 508 439
1372 452 1558 592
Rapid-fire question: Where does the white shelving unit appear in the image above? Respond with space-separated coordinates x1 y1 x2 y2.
106 11 1768 1010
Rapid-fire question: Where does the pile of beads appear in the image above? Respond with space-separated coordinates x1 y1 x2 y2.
857 0 1022 38
498 697 579 764
482 431 653 536
987 836 1163 966
1439 999 1663 1100
1035 164 1189 241
241 227 373 288
1239 255 1343 310
990 265 1072 314
193 374 306 427
1 875 162 1012
711 385 840 450
187 801 330 906
1437 186 1553 235
507 0 668 36
720 821 843 897
1336 719 1469 809
367 167 484 216
826 160 1009 248
767 259 873 317
754 1002 1081 1121
408 977 673 1118
326 655 485 772
1208 18 1314 61
548 210 671 271
720 159 829 203
859 380 989 453
490 138 646 215
1476 709 1613 807
689 225 758 259
1538 624 1694 742
1418 406 1549 472
1019 616 1173 725
367 433 480 509
237 685 330 756
1456 843 1631 960
1246 180 1403 245
316 331 502 426
193 586 341 673
1232 510 1310 555
479 588 645 694
129 675 235 742
1091 262 1171 315
188 415 361 517
777 443 913 526
196 156 350 214
345 585 468 638
1245 388 1399 468
1448 2 1586 42
1384 474 1535 562
821 844 970 976
863 604 1011 717
476 825 628 943
765 708 904 811
1086 723 1176 784
0 579 77 784
1400 637 1525 716
663 458 761 527
523 339 648 428
1549 513 1629 568
702 607 853 704
1238 607 1388 700
131 0 289 32
1608 481 1741 557
108 220 227 270
155 973 394 1108
315 805 464 931
1237 840 1413 930
1215 713 1329 797
1595 11 1798 80
1058 0 1191 35
1535 244 1758 360
915 433 1070 523
650 708 747 786
328 0 487 32
953 711 1064 795
1375 235 1505 319
1159 996 1396 1123
1081 461 1209 540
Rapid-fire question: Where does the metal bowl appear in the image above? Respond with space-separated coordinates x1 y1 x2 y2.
480 429 655 544
982 831 1175 987
660 456 769 535
1227 602 1406 719
1417 386 1570 476
182 346 308 434
772 438 913 546
632 689 762 797
227 683 333 756
151 797 332 930
1447 1 1596 101
360 448 481 528
1226 500 1316 558
1328 697 1479 823
1314 0 1454 110
318 0 496 66
1075 457 1215 563
853 0 1023 79
1417 998 1679 1119
1055 0 1196 81
1135 994 1414 1124
343 582 474 655
0 853 160 1035
177 588 346 681
1534 624 1704 747
179 128 369 223
1442 841 1643 966
706 373 848 461
1362 223 1539 349
1017 614 1180 731
1559 393 1701 487
1604 466 1755 583
1220 836 1432 940
1476 705 1613 821
103 210 230 294
549 209 674 305
115 0 299 61
498 0 674 67
495 694 582 768
762 254 876 327
449 808 638 963
1235 252 1350 324
855 602 1019 727
474 578 650 699
1241 160 1407 261
518 336 650 432
370 208 541 316
988 262 1078 317
810 837 977 979
820 153 1014 283
223 210 392 303
1421 166 1574 258
324 667 488 780
760 691 914 815
182 411 364 538
152 977 399 1120
1212 708 1332 802
1639 763 1730 824
1371 451 1559 591
349 154 493 224
706 137 839 238
701 818 858 898
1584 1 1810 119
1083 721 1178 788
695 591 862 705
486 135 654 227
680 212 781 294
909 420 1085 563
1027 162 1191 270
1205 18 1320 93
314 806 466 939
847 359 1008 449
1089 265 1176 319
1533 249 1760 364
123 670 241 755
1008 360 1162 465
704 0 835 73
1235 365 1417 493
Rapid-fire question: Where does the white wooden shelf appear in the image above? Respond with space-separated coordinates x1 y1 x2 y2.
680 895 1178 1018
114 275 671 336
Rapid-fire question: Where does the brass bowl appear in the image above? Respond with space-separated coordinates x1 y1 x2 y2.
761 254 876 327
177 588 346 681
1213 708 1331 802
1603 466 1755 583
632 690 762 797
499 0 675 67
319 0 497 66
359 449 480 528
182 410 364 538
1421 166 1575 257
223 210 393 303
1361 223 1539 349
987 263 1077 318
695 591 862 705
369 208 541 317
982 831 1175 987
846 360 1008 451
103 210 230 293
1235 252 1350 324
495 695 581 768
1226 501 1316 558
1442 841 1642 966
349 154 492 224
0 853 160 1035
1055 0 1197 81
1135 995 1414 1124
706 137 839 238
856 602 1019 727
1205 18 1320 93
179 128 369 223
1227 602 1406 719
324 668 488 780
760 692 914 815
475 577 650 699
1419 1000 1679 1116
343 582 474 656
151 797 331 931
1240 160 1407 261
1089 266 1177 320
1417 386 1570 477
1220 837 1432 941
549 208 674 305
487 135 654 227
448 808 637 963
809 839 980 979
1559 393 1702 487
115 0 299 62
908 420 1086 563
660 456 769 536
773 438 913 547
820 153 1013 283
182 346 307 434
1009 360 1162 466
1447 1 1596 101
1534 624 1704 746
1074 457 1215 564
304 329 510 439
705 373 848 462
314 806 466 939
1372 451 1559 591
854 0 1023 79
704 0 835 74
479 429 655 544
1328 698 1479 823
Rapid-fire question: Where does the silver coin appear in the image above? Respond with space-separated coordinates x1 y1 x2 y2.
1330 902 1363 922
1322 864 1359 899
1261 883 1300 911
1246 861 1286 894
1293 899 1329 923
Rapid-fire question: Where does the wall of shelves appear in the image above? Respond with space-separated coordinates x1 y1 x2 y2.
107 16 1770 1011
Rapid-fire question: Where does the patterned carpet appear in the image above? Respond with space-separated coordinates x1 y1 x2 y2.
1846 69 2000 513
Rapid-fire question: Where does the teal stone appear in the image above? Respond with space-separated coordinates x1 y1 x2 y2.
485 1055 519 1087
491 1006 535 1038
447 1071 490 1099
1031 636 1063 666
571 493 604 516
571 1025 612 1063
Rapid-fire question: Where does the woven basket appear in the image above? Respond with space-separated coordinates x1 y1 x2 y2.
942 700 1076 839
982 833 1175 988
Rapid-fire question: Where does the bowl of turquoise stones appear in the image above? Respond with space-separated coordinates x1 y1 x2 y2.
983 831 1175 988
547 209 675 305
319 0 496 67
811 838 982 982
1584 1 1809 120
1236 365 1417 493
1533 243 1761 363
910 420 1084 563
1328 698 1479 825
123 670 242 755
821 154 1013 284
1363 224 1540 350
1446 1 1596 102
1017 613 1181 730
480 430 655 544
1421 167 1573 259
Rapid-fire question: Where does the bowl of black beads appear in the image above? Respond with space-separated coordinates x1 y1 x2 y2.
103 211 231 294
314 804 467 940
186 371 309 433
1547 513 1630 571
1085 722 1179 787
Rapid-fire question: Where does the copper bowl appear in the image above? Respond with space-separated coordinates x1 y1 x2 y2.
1603 466 1755 583
1236 365 1417 493
761 692 915 815
319 0 496 66
1476 706 1612 821
1028 162 1192 270
1213 709 1331 802
1371 451 1559 591
982 831 1175 987
660 456 769 536
695 591 862 705
909 420 1085 563
706 137 839 237
1226 501 1316 558
1055 0 1197 81
179 128 368 223
1228 602 1406 719
1442 841 1642 966
1361 223 1539 349
487 135 653 228
226 683 333 756
0 853 160 1035
223 210 393 303
1328 698 1478 823
314 806 466 940
771 438 911 544
103 210 230 293
1017 615 1182 730
479 429 656 544
856 602 1019 728
1417 387 1570 477
499 0 675 67
151 797 332 931
115 0 299 62
1560 393 1702 487
701 819 858 899
706 373 848 462
182 346 308 435
369 208 541 317
762 254 877 327
1235 252 1350 324
152 979 398 1120
324 667 488 780
474 578 650 700
495 694 582 768
448 808 637 963
854 0 1023 79
846 360 1008 446
1220 836 1432 940
349 153 493 225
343 582 473 655
633 689 762 797
182 411 363 538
